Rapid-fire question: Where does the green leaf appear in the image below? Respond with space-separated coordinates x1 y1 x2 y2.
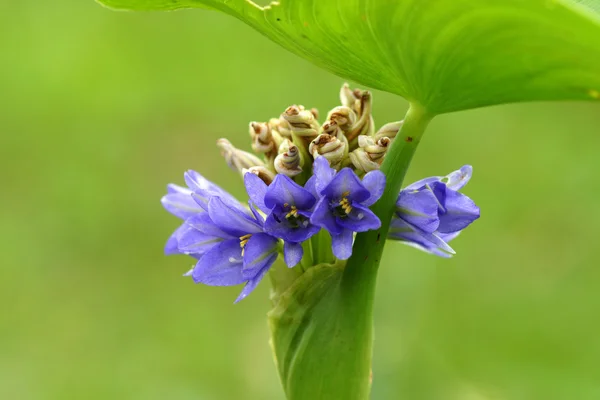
97 0 600 114
268 261 373 400
573 0 600 15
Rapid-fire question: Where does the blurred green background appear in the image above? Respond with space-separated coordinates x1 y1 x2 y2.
2 2 600 399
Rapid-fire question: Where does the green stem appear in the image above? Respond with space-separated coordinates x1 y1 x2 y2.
311 229 334 265
343 103 433 283
335 103 433 398
299 239 314 271
269 103 433 400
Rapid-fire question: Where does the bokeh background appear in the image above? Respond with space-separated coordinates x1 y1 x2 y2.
2 2 600 399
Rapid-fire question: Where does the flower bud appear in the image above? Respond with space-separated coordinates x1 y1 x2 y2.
281 105 320 141
249 121 281 160
243 165 276 185
268 117 292 139
373 121 403 142
217 138 264 174
274 139 303 177
309 133 347 169
340 83 360 111
349 149 379 174
360 135 391 162
349 135 391 173
346 91 374 141
326 106 357 132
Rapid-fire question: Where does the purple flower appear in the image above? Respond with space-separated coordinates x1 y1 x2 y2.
310 156 385 260
163 171 279 302
389 165 480 257
161 183 204 221
244 172 319 267
162 170 247 255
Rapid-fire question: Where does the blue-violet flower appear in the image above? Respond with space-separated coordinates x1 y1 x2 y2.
244 172 319 267
310 156 386 259
389 165 480 257
162 170 279 302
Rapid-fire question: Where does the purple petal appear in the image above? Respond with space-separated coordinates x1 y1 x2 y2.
208 197 262 237
304 175 319 198
437 190 480 233
445 165 472 190
185 213 231 239
244 172 270 213
336 203 381 232
264 175 316 210
313 156 336 194
249 202 265 225
439 231 461 243
161 184 204 220
399 240 454 258
331 229 354 260
404 176 442 191
242 233 279 279
284 241 303 267
361 170 386 206
234 265 270 303
165 223 189 255
322 169 370 203
192 239 245 286
264 213 320 243
310 198 343 235
185 170 248 215
388 218 455 256
427 182 447 213
177 225 224 255
396 189 440 233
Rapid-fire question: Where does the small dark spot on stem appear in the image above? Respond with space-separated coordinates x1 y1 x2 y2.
301 34 308 39
405 136 413 142
376 233 381 242
276 18 281 21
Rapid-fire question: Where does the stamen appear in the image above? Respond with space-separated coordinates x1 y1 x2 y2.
285 205 299 219
239 234 252 256
339 197 353 214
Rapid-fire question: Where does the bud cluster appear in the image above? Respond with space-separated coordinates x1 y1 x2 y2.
161 83 480 303
219 84 404 184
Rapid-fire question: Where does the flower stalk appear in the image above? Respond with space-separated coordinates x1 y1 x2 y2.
160 90 477 400
269 103 433 400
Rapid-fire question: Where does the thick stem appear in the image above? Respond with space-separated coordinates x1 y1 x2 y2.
269 103 433 400
343 103 433 284
337 103 433 397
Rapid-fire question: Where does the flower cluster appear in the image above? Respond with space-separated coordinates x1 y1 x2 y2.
162 84 480 301
390 165 480 257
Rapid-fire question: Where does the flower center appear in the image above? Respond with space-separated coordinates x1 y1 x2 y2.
278 203 309 228
335 191 353 217
239 233 252 256
285 205 299 219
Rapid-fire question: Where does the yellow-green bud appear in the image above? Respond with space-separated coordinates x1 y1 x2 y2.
373 121 403 142
268 117 292 139
274 139 303 177
243 166 276 186
249 121 282 160
217 138 264 174
281 105 320 141
349 135 391 173
340 83 360 111
326 106 357 133
346 91 374 141
309 133 348 169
